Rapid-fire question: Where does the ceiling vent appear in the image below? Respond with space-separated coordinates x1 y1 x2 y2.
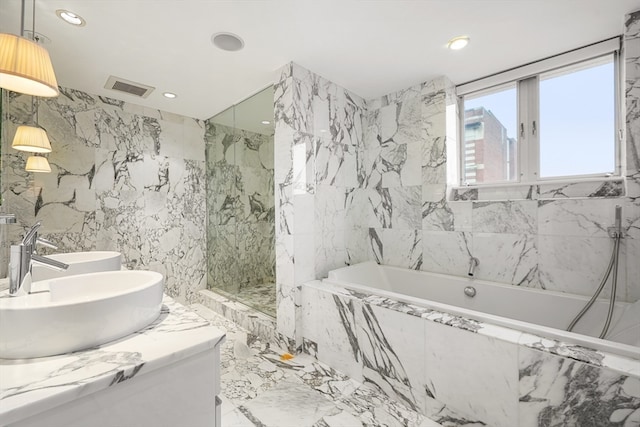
104 76 155 98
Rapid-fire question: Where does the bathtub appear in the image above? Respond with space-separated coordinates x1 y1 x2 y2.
327 261 640 359
301 261 640 427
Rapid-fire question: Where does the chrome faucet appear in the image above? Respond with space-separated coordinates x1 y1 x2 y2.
9 221 69 296
468 256 479 277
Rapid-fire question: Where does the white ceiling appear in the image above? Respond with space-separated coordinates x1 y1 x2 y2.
1 0 637 121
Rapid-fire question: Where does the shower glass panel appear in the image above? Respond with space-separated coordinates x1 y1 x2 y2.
205 86 276 317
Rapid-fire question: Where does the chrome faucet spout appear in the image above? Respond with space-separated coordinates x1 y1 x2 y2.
468 257 479 277
9 224 68 297
21 221 42 245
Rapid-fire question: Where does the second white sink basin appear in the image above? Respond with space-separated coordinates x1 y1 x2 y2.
32 251 122 281
0 270 164 359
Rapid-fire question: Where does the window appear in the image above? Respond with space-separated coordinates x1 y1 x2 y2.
457 39 620 186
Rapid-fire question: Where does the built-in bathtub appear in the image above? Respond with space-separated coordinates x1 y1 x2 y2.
301 261 640 427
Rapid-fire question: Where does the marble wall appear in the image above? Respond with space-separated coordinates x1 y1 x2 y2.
204 122 275 294
0 88 206 303
273 12 640 345
273 63 366 346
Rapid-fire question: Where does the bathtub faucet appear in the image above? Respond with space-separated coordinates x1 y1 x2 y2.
468 257 479 277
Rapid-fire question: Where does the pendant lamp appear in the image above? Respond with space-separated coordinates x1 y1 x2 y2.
0 0 59 97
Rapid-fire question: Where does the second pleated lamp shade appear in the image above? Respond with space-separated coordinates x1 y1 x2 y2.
12 125 52 153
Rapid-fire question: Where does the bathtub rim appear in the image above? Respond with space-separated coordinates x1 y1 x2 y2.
314 274 640 365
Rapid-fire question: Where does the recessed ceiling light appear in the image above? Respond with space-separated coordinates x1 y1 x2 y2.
447 36 470 50
56 10 86 27
211 32 245 52
163 92 177 99
261 120 270 125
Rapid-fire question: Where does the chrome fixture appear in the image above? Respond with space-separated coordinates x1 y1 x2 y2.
0 214 17 224
464 286 477 297
568 205 622 339
9 221 68 296
468 256 479 277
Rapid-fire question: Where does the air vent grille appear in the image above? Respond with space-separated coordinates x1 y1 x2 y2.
104 76 155 98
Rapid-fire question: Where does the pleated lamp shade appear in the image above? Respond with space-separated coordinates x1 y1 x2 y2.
0 33 59 97
25 156 51 173
12 125 52 153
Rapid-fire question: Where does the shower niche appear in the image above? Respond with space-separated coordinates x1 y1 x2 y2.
204 86 276 317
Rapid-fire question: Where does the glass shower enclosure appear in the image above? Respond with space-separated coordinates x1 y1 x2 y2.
204 86 276 317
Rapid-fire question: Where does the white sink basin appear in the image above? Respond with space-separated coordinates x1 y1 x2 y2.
0 270 164 359
32 251 122 281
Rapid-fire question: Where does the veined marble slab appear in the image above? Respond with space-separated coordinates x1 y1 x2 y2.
0 296 225 426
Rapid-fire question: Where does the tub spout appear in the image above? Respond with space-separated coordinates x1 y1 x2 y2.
468 257 479 277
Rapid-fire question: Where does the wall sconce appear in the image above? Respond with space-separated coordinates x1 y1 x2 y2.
25 155 51 173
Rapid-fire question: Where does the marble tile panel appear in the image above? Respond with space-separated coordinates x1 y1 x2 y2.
314 185 347 232
424 320 519 427
538 180 624 199
538 198 625 238
518 346 640 427
381 228 422 270
315 227 347 279
345 226 371 266
422 231 472 277
448 201 472 232
301 283 363 382
477 184 536 201
472 200 537 234
538 235 627 299
626 11 640 175
472 233 538 287
356 303 427 413
240 378 337 427
422 196 454 232
276 281 298 342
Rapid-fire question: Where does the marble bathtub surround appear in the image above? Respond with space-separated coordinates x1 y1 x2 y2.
204 121 275 315
301 280 640 427
0 88 206 303
273 11 640 346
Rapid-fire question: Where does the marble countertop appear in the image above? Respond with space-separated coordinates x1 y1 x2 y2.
0 295 226 426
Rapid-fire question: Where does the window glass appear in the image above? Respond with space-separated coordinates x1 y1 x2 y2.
463 84 518 184
539 56 615 178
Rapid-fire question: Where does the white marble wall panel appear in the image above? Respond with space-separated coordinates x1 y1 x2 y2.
357 303 427 414
626 11 640 179
1 88 206 304
518 346 640 426
472 233 538 287
301 282 363 382
422 231 472 277
424 321 519 427
472 201 538 234
538 235 627 298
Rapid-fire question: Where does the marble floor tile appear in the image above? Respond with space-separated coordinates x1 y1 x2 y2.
190 304 442 427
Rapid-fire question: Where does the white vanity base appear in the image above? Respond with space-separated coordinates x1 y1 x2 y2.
1 297 225 427
8 348 220 427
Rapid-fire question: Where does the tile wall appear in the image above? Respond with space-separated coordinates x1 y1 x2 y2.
0 88 206 303
273 11 640 344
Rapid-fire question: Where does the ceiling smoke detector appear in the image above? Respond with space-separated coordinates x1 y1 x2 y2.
211 32 244 52
104 76 155 98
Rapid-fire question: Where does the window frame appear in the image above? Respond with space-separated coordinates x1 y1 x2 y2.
456 38 622 187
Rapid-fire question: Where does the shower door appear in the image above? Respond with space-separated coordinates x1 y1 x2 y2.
205 86 276 317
